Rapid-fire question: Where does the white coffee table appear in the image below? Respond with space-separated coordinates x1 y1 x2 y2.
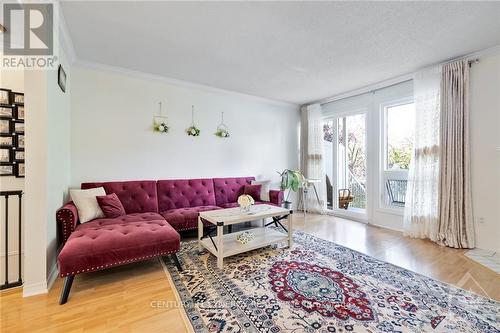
198 204 293 268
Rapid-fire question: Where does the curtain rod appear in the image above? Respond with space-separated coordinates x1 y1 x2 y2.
317 57 480 107
468 58 479 66
318 77 413 107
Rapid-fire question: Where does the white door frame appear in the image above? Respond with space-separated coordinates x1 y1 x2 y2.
323 108 369 223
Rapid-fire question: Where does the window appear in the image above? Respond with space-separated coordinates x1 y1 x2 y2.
385 102 415 170
382 101 415 208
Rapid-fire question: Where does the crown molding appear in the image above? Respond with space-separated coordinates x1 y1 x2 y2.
57 0 77 64
53 0 296 107
74 60 299 108
54 8 297 107
306 43 500 107
467 43 500 59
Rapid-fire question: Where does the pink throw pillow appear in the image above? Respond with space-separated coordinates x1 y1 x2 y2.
243 184 262 201
96 193 126 218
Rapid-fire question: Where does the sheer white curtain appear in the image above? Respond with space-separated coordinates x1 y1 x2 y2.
300 104 327 214
403 66 441 241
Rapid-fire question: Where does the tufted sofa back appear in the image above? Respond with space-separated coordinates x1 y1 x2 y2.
79 177 257 214
157 178 216 211
213 177 255 205
81 180 159 214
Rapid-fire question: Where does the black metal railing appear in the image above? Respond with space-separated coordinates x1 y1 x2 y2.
1 191 23 290
348 172 366 209
386 179 408 206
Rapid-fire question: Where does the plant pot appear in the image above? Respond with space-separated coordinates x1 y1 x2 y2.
282 201 292 209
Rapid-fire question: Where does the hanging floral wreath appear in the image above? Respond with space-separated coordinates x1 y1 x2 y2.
215 128 229 138
186 125 201 136
153 102 169 134
155 121 169 133
186 105 201 136
215 112 230 138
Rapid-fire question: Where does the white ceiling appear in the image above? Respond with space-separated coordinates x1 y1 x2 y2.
61 1 500 105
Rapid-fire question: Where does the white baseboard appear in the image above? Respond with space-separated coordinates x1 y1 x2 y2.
47 262 59 291
22 263 58 297
22 281 48 297
369 222 403 233
471 246 500 253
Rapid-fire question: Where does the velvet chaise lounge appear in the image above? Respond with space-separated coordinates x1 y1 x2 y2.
56 177 283 304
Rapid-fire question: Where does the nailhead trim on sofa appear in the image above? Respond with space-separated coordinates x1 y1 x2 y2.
59 249 178 277
56 202 79 244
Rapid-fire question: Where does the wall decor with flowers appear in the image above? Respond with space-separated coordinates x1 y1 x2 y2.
153 101 169 133
186 105 201 136
215 112 230 138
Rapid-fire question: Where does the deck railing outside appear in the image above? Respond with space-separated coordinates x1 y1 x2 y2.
348 170 366 209
386 179 408 207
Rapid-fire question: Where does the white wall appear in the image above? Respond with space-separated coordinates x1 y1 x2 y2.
0 69 24 283
46 47 72 284
469 48 500 252
23 68 49 295
70 65 299 188
23 46 72 297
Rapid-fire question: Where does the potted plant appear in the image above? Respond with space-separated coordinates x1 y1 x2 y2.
277 169 304 209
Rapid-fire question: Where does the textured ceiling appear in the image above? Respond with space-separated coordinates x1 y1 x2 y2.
61 1 500 104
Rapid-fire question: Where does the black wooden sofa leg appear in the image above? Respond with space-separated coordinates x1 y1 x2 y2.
171 253 183 272
59 275 74 305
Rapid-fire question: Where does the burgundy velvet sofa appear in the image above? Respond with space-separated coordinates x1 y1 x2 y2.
56 177 283 304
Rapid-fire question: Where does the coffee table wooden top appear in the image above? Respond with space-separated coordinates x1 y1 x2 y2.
199 204 291 226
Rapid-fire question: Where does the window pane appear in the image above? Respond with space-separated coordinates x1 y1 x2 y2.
346 114 367 209
386 103 415 170
323 120 334 210
339 114 366 210
383 102 414 208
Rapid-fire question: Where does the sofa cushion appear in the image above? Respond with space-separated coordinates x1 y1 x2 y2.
70 187 106 223
57 212 179 277
243 184 262 201
82 180 158 214
160 205 221 231
97 193 126 218
251 180 271 201
157 178 216 211
213 177 255 205
218 201 269 209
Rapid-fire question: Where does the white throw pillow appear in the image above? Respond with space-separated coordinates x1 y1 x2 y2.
70 187 106 223
251 180 271 202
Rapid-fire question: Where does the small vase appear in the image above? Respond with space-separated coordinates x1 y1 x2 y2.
240 205 251 213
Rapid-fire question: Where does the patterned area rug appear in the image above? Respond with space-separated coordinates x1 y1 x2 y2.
162 231 499 333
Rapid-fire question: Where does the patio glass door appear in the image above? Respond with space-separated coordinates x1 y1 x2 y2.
324 112 367 219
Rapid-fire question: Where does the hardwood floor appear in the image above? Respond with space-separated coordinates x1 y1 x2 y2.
295 214 500 301
1 213 498 332
1 259 187 333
